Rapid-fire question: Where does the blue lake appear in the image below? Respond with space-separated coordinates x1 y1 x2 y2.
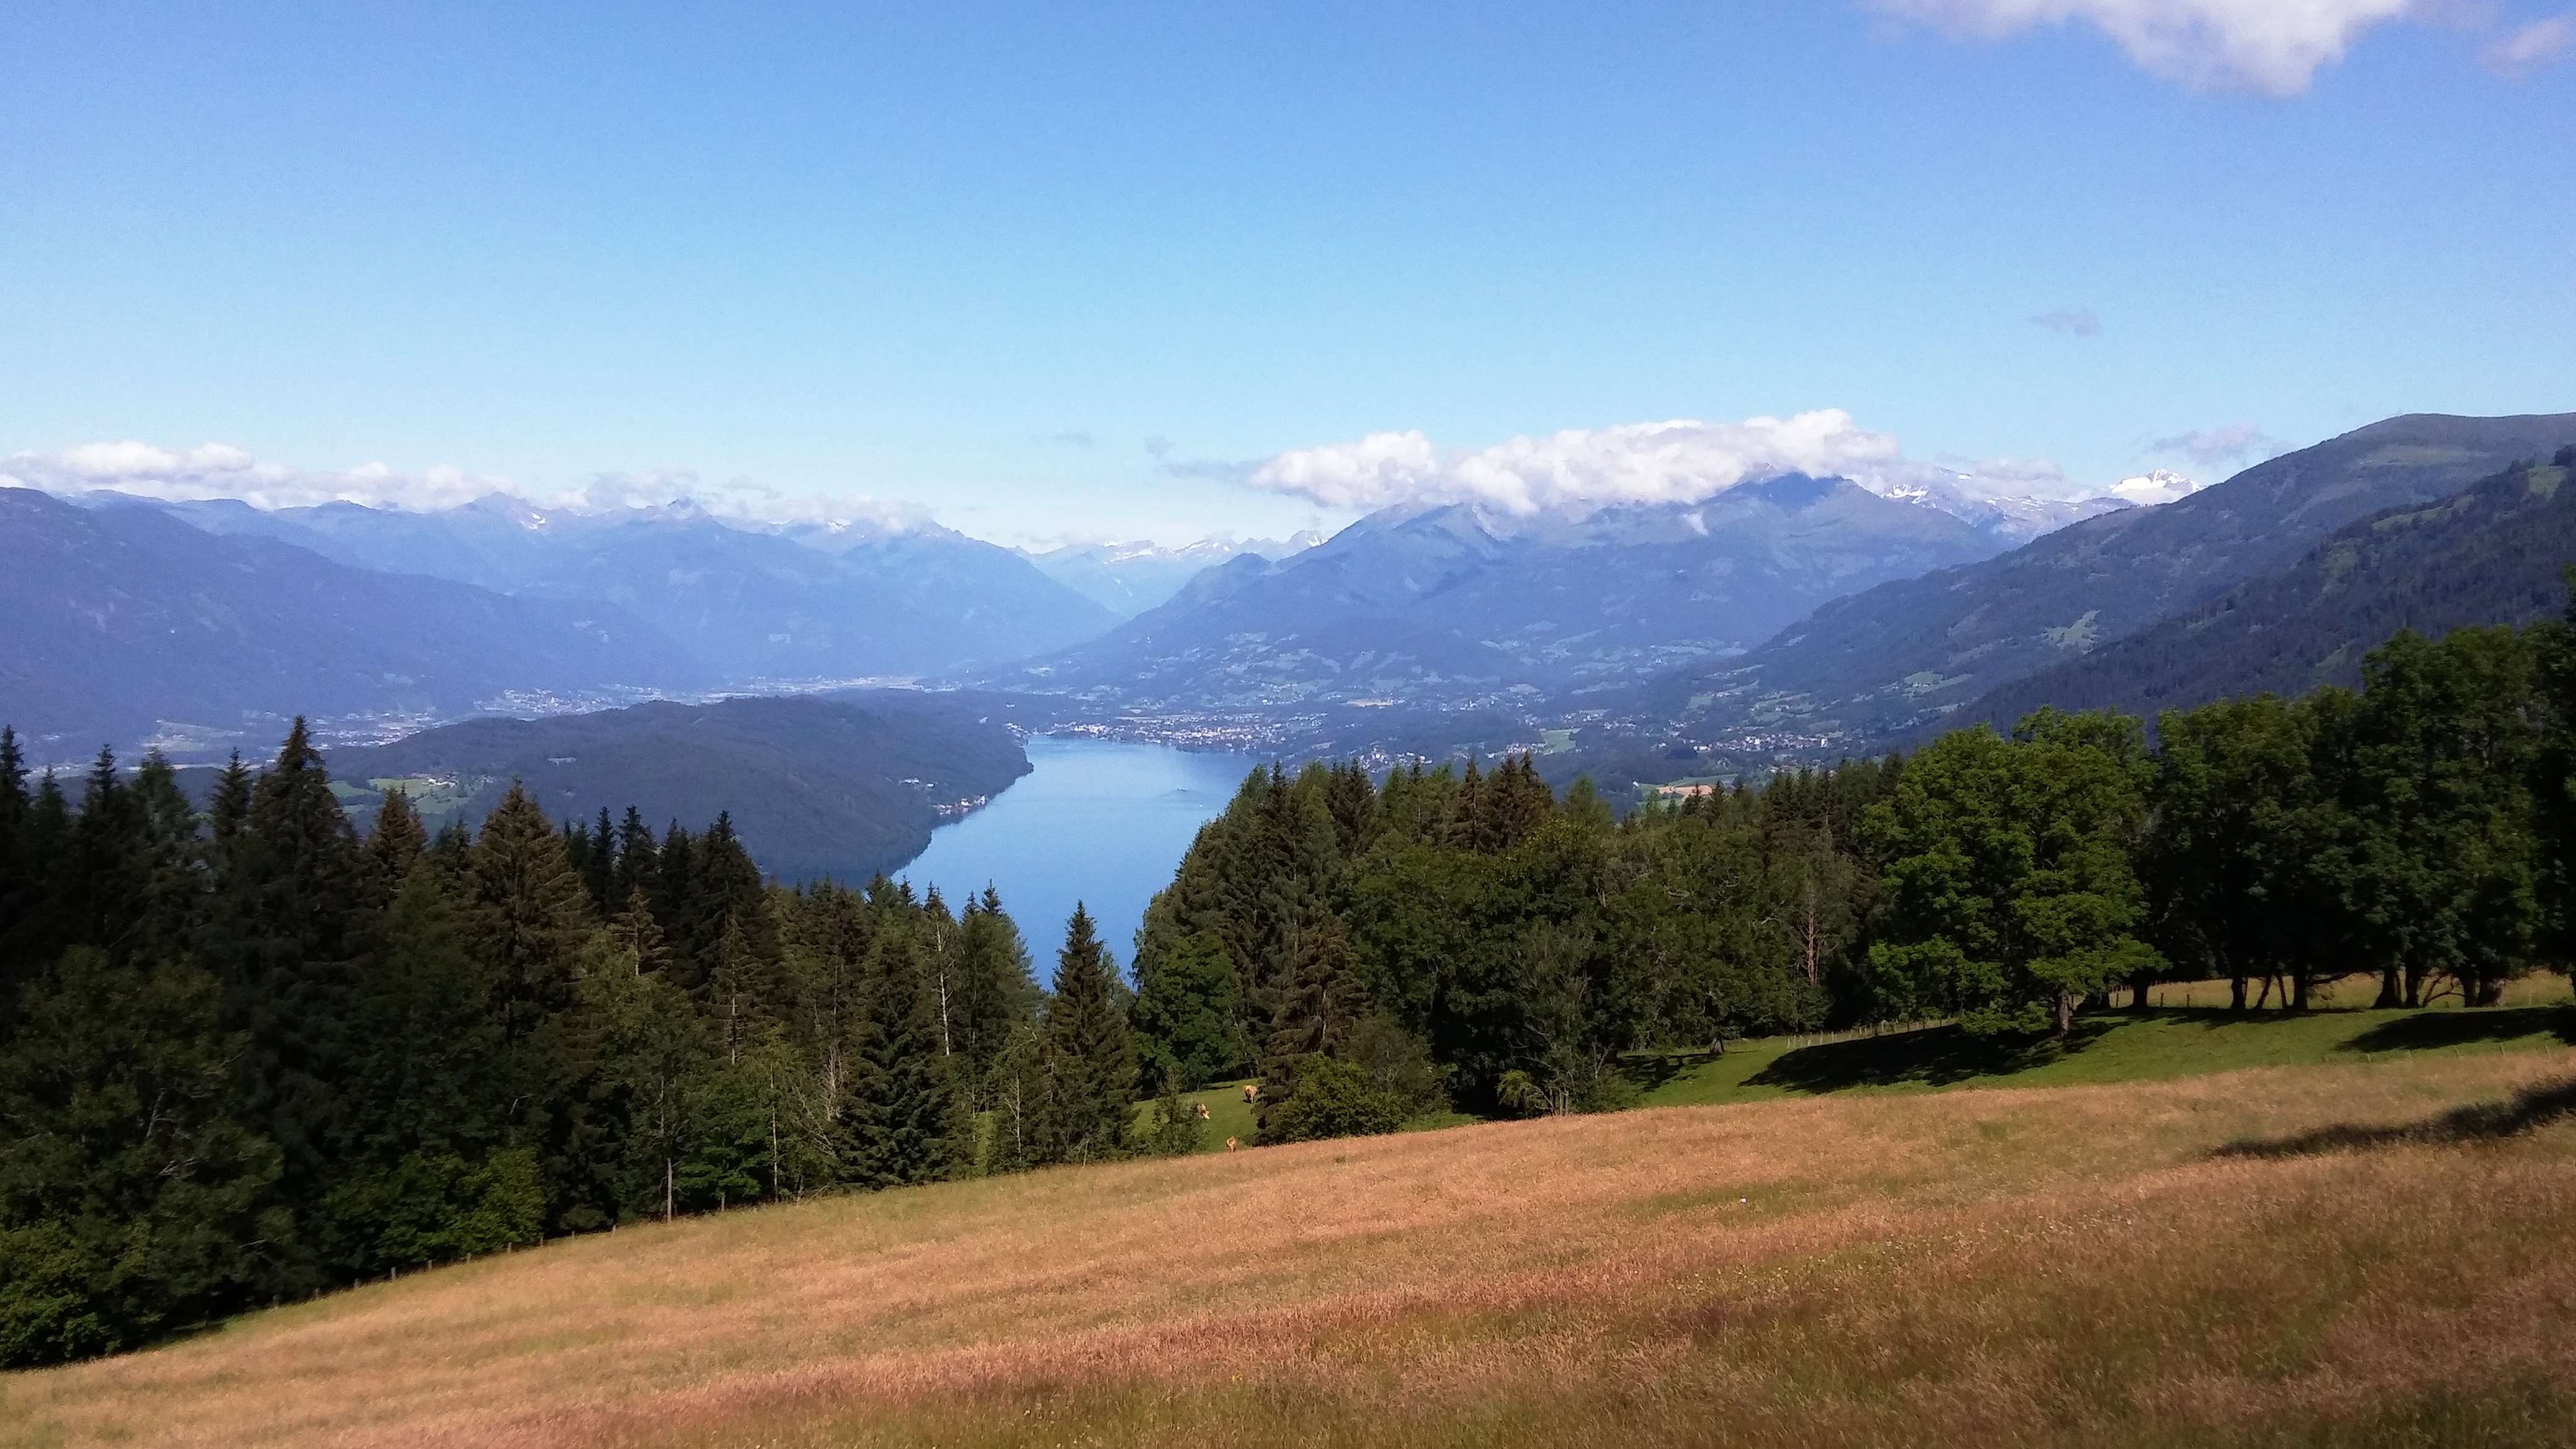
894 736 1256 978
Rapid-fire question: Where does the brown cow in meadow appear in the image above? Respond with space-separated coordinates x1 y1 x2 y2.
1225 1136 1239 1151
1194 1102 1211 1120
1241 1082 1260 1104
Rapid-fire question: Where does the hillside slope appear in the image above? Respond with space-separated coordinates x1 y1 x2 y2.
0 487 705 763
320 692 1033 884
1632 412 2576 753
1960 450 2576 730
7 1051 2570 1448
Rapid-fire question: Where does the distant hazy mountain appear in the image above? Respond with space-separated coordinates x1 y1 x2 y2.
1022 533 1324 617
0 487 705 763
1900 480 2132 542
320 692 1036 885
1632 411 2576 753
1957 448 2576 731
114 494 1119 680
997 474 2009 708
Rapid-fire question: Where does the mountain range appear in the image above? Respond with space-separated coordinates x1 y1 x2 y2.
1623 412 2576 757
1957 447 2576 731
996 474 2019 710
0 487 705 762
1022 534 1323 617
110 492 1116 680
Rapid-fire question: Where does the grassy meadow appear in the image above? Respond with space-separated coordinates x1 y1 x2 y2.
8 999 2576 1448
1636 974 2576 1109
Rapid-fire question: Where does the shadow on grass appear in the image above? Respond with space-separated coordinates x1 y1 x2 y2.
1621 1051 1718 1094
2212 1076 2576 1159
2336 1006 2576 1055
1743 1022 2111 1094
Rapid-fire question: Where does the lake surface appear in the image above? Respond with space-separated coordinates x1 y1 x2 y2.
895 736 1256 978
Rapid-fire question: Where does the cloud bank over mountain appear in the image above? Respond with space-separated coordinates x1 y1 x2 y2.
0 442 934 534
1243 409 2169 525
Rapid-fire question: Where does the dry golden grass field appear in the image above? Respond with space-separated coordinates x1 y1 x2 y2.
7 1048 2576 1448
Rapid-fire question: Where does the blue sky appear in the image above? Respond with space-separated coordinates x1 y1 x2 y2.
3 1 2570 543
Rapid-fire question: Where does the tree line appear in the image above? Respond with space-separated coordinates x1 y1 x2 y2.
0 723 1159 1367
1128 603 2576 1136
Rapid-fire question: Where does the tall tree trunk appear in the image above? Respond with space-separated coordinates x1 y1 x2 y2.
2230 975 2248 1012
2374 964 2403 1009
2055 990 2075 1037
664 1157 674 1223
2291 970 2312 1012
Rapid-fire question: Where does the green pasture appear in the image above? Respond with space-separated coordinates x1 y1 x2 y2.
1635 978 2576 1110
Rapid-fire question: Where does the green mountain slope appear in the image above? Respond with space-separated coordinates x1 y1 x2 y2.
1629 412 2576 754
315 692 1035 884
1959 450 2576 729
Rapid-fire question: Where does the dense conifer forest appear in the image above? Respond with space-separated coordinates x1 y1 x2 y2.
9 590 2576 1368
0 727 1148 1367
1128 599 2576 1136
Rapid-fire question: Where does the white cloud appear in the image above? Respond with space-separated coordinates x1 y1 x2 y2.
0 440 934 534
2032 308 2104 336
1869 0 2417 94
2110 468 2207 504
1 440 508 512
2487 12 2574 71
1245 410 2128 520
1251 412 1923 515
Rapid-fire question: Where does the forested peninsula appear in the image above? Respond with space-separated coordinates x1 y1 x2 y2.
7 592 2576 1368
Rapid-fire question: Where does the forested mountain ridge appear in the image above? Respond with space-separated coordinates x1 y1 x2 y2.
1627 412 2576 754
1960 450 2576 730
310 692 1035 885
999 474 2010 708
0 487 707 761
94 493 1118 681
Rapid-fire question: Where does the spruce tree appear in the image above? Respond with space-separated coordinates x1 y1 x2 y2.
0 949 282 1366
580 807 616 916
0 729 28 1008
948 886 1039 1092
611 806 658 910
1038 905 1135 1164
357 788 428 914
1256 906 1366 1129
206 718 362 1294
839 925 962 1188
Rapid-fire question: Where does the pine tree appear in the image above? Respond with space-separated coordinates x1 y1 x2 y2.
206 752 251 846
611 806 658 910
839 926 963 1187
607 889 672 977
705 915 777 1066
1037 905 1135 1165
580 807 616 916
0 728 29 1009
466 783 595 1044
0 949 282 1366
948 886 1039 1094
1256 906 1366 1128
357 789 428 914
204 718 362 1295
